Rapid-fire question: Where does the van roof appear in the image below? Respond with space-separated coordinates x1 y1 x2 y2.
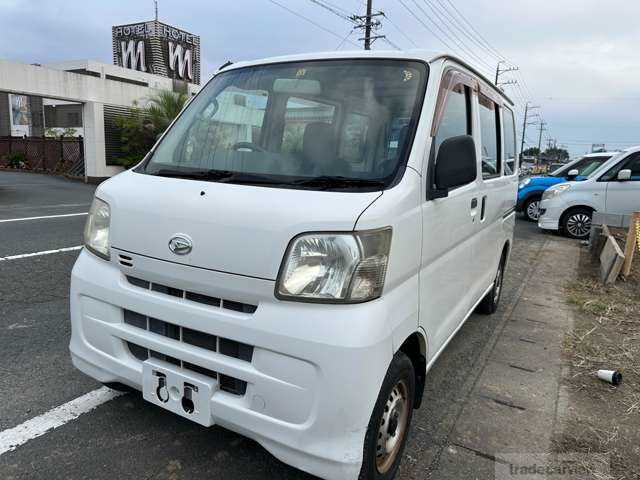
218 49 514 106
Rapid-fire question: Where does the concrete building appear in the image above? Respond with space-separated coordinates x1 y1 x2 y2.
0 59 199 181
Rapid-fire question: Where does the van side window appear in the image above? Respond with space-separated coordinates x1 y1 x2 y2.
479 94 501 179
503 107 517 175
433 83 470 155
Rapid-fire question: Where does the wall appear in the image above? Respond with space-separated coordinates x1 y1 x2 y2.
0 59 200 180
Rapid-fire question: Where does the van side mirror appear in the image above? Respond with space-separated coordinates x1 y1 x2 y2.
617 169 632 181
567 169 579 178
431 135 477 199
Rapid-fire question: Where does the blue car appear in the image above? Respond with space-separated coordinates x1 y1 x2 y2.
517 152 613 221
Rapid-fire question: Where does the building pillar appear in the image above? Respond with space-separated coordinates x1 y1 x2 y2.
29 96 44 137
0 93 10 136
82 101 123 182
82 101 106 181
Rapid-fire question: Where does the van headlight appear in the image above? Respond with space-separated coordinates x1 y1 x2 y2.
84 197 111 260
542 183 571 201
276 228 392 303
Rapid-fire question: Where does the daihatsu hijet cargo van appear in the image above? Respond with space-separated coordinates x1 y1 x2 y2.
71 51 518 480
539 145 640 238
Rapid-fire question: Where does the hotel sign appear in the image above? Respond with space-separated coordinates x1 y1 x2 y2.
112 21 201 84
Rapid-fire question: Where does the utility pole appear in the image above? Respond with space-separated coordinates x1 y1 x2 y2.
495 60 519 86
351 0 384 50
520 102 540 160
537 121 547 166
364 0 373 50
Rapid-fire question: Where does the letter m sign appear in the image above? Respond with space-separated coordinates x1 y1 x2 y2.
121 40 147 72
168 42 193 81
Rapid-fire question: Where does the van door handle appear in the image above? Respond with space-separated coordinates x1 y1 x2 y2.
481 195 487 221
471 198 478 209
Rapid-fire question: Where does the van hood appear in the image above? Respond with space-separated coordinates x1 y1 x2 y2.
99 171 382 280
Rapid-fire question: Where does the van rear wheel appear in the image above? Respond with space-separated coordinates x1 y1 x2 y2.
359 352 415 480
476 255 505 315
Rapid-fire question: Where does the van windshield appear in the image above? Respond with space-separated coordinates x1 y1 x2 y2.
140 59 428 191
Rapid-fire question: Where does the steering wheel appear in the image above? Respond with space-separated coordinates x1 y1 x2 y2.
231 142 266 153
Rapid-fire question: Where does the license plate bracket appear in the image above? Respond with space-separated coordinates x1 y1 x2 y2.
142 358 216 427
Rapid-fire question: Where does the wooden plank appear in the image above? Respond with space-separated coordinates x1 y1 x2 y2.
600 230 626 284
621 212 640 277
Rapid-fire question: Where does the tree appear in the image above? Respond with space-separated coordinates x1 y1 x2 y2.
146 90 189 133
543 147 569 162
114 90 189 168
114 102 156 168
522 147 540 158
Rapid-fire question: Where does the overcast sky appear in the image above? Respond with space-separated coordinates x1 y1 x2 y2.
1 0 638 156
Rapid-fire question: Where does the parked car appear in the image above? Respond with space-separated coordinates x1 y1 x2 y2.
70 51 518 480
539 146 640 238
517 152 613 221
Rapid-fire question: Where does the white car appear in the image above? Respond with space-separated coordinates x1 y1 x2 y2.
70 51 518 480
539 146 640 238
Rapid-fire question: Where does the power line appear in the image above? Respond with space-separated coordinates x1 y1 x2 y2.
335 29 356 50
441 0 506 61
418 0 494 71
430 0 501 61
382 12 419 48
397 0 456 56
266 0 360 48
307 0 354 22
382 36 402 50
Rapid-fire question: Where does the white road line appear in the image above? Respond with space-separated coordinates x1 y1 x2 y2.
0 212 88 223
0 387 123 456
0 202 91 211
0 245 83 261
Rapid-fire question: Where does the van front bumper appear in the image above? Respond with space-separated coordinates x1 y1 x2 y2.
70 249 401 480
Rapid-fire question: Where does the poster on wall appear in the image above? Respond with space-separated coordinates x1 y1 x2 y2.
10 94 32 137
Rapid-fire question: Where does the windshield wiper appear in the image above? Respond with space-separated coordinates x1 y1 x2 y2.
151 168 236 180
292 176 386 190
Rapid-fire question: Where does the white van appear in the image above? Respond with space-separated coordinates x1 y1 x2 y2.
539 146 640 238
71 51 518 480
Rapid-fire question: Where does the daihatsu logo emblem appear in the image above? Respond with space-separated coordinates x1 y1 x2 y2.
168 234 192 255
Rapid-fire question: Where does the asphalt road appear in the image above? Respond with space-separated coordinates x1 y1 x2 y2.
0 171 545 480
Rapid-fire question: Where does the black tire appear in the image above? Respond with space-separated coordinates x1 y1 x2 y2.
359 352 415 480
561 207 592 239
476 253 506 315
523 196 542 222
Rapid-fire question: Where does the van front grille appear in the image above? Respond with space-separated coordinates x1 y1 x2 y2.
123 309 254 362
125 341 247 396
118 254 134 268
125 276 257 314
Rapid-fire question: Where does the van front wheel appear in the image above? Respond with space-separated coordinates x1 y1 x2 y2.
359 352 415 480
476 255 505 315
